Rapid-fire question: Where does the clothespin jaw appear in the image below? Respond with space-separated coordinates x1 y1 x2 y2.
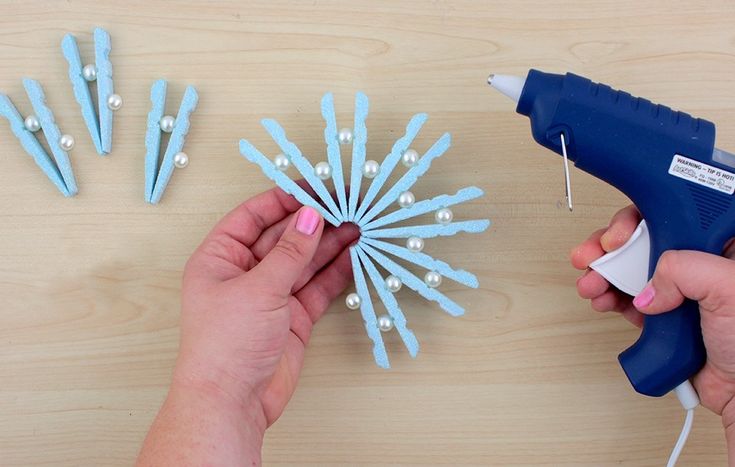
144 80 199 204
61 27 121 156
145 80 167 202
0 80 77 196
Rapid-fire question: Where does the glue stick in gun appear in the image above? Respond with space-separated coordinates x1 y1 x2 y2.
489 70 735 465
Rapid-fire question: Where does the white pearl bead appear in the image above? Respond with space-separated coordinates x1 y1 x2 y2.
273 153 290 171
24 115 40 132
377 314 394 332
314 161 332 180
424 271 442 288
82 64 97 82
345 292 362 310
107 94 123 111
159 115 175 133
401 148 419 167
406 236 424 252
59 134 75 151
435 207 453 225
173 152 189 168
397 191 415 208
385 275 402 293
362 160 380 179
338 127 353 145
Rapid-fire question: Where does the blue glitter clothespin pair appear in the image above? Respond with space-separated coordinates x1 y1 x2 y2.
0 79 78 196
62 27 121 156
144 80 199 204
0 28 121 196
240 92 490 368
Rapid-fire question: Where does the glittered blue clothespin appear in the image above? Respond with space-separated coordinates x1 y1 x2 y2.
144 80 198 204
239 92 490 368
61 27 122 155
0 79 78 196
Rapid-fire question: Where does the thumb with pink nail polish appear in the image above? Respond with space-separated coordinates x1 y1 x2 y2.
252 206 324 294
633 284 655 309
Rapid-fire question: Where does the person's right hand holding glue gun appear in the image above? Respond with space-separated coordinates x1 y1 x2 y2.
572 205 735 463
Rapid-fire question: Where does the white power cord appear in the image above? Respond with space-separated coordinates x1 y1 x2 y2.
667 409 694 467
668 381 700 466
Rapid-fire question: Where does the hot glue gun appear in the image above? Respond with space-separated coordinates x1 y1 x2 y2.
488 70 735 402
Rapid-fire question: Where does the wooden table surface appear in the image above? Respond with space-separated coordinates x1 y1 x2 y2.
1 1 733 465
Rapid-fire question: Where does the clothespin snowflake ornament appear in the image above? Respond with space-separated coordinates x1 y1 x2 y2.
240 93 490 368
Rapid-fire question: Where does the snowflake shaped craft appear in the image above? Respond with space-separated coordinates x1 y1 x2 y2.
239 92 490 368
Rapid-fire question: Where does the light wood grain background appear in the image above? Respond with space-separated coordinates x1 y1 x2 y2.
0 1 733 465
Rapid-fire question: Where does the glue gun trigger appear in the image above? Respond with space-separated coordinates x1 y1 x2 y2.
589 220 650 297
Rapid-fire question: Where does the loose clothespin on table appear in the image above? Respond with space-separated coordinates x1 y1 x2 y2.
61 27 122 156
144 80 198 204
0 79 78 196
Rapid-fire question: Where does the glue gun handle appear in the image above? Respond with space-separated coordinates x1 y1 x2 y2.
618 300 704 397
617 226 712 397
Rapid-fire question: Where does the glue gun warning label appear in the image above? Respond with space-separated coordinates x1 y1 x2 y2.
668 154 735 195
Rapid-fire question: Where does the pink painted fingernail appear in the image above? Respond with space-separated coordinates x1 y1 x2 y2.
633 284 655 309
296 206 320 235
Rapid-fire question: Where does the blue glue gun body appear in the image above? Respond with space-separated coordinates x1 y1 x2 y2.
516 70 735 397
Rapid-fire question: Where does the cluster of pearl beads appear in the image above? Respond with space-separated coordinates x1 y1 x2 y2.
344 271 436 330
83 64 123 111
391 148 420 208
24 115 75 151
156 115 189 168
405 238 444 287
345 286 398 332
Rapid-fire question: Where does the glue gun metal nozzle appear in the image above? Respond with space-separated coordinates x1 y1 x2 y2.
487 74 526 104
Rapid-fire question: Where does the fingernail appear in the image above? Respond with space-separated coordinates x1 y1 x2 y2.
296 206 320 235
633 284 655 309
600 231 614 251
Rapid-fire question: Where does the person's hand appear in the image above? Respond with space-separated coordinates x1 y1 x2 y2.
570 205 735 431
570 205 645 326
635 249 735 424
177 185 360 424
137 186 359 466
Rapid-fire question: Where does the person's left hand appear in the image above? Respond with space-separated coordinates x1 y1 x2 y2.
174 185 360 426
137 186 360 466
570 205 645 326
